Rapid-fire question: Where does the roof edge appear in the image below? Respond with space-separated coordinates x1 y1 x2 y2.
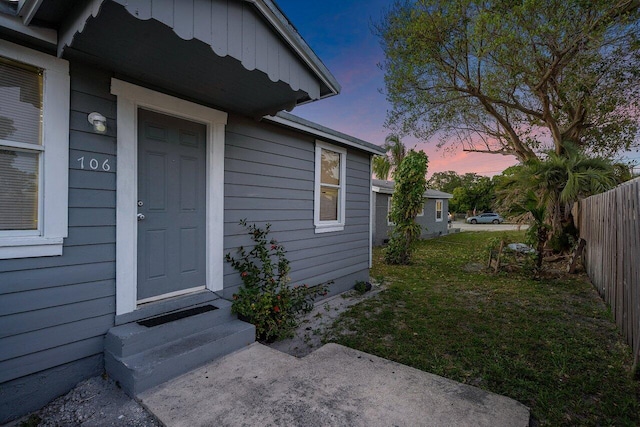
251 0 341 99
372 180 454 199
265 112 386 155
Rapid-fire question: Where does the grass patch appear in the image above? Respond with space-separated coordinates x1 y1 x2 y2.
327 231 640 426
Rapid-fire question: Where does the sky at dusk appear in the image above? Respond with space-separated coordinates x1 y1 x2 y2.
275 0 520 178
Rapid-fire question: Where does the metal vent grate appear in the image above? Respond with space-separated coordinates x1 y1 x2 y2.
137 305 218 328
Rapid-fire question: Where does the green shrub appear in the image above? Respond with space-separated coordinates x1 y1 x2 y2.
385 150 429 264
225 220 330 342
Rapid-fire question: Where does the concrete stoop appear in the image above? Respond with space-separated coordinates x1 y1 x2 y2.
139 343 531 427
104 298 255 396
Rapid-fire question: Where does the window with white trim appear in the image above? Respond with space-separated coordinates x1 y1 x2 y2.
435 199 444 222
314 141 346 233
0 40 70 259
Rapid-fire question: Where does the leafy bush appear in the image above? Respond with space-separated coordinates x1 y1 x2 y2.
225 220 329 342
385 150 429 264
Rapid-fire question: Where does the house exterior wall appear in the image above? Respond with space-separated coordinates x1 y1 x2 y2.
418 198 449 239
372 193 449 246
223 115 371 298
1 63 372 422
373 193 392 246
0 62 116 422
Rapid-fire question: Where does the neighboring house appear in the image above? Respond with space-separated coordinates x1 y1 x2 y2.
372 179 452 246
0 0 385 422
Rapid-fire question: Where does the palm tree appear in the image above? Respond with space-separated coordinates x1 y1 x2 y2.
372 134 406 180
534 144 617 238
496 143 619 253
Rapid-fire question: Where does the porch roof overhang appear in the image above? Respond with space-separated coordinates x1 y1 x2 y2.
24 0 340 117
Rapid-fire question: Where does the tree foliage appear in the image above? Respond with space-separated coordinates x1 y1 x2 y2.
377 0 640 162
495 143 620 251
429 171 496 213
428 170 463 194
450 175 495 213
372 134 407 180
385 150 429 264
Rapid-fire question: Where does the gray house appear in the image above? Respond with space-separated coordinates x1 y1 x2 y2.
372 179 453 246
0 0 385 422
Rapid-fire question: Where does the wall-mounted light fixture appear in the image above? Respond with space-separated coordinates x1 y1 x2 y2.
88 112 107 134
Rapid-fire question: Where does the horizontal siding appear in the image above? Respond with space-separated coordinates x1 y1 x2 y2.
0 262 115 293
0 314 113 362
0 62 117 386
0 338 104 384
0 280 115 316
0 244 115 273
1 296 114 338
223 115 372 295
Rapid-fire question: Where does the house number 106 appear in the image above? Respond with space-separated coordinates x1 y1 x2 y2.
77 156 111 171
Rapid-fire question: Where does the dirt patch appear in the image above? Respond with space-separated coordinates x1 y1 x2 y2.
268 281 386 357
7 376 160 427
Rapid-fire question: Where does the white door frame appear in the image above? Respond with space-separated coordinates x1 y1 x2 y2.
111 79 227 315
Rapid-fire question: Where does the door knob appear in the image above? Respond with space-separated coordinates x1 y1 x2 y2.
137 213 145 221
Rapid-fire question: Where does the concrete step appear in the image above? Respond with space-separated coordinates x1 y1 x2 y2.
105 299 234 358
106 318 255 396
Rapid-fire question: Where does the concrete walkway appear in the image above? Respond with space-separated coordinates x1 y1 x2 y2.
139 343 530 427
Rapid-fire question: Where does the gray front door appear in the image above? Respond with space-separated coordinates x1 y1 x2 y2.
137 109 207 301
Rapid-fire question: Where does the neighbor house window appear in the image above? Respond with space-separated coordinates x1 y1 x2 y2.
0 40 70 259
435 200 443 222
314 141 346 233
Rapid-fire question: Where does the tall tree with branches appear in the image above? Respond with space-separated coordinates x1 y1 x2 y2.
372 134 407 180
377 0 640 162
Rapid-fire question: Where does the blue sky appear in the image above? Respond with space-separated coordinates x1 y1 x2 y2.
275 0 521 177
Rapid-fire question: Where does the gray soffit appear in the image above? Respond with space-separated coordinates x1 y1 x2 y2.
47 0 338 116
266 112 386 155
372 179 454 199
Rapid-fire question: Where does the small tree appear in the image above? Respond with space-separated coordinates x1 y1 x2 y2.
385 150 429 265
372 134 407 180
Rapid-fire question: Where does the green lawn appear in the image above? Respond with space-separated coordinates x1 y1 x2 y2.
326 231 640 426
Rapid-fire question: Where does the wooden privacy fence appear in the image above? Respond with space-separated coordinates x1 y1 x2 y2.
579 177 640 368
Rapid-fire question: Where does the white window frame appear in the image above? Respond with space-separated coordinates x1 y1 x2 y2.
0 39 69 259
435 199 444 222
314 141 346 233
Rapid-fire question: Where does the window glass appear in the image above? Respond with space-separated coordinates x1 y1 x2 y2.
0 58 42 145
320 149 340 185
319 148 341 221
0 149 38 230
436 200 443 221
320 186 338 221
314 142 346 232
0 57 43 232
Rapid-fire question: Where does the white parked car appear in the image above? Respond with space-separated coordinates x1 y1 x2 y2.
466 213 504 224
